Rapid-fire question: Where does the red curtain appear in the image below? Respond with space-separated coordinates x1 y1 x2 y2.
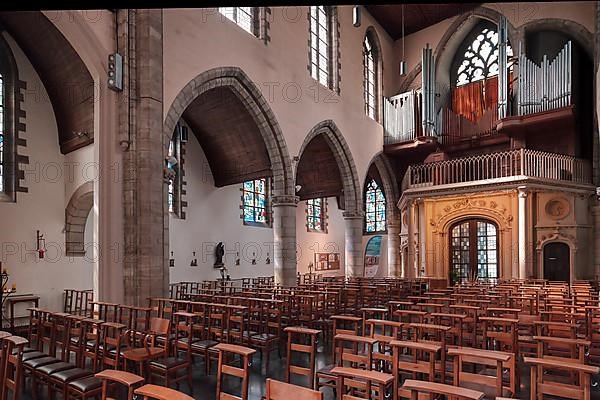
452 76 501 123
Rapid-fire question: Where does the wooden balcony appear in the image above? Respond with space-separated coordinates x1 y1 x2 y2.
401 148 592 192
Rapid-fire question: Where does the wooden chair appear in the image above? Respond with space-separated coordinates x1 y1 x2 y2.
147 311 193 393
100 322 127 370
406 323 451 383
331 366 393 400
250 304 281 374
390 340 440 400
401 379 485 400
134 384 195 400
95 369 144 400
448 346 515 398
284 326 320 389
265 378 323 400
2 336 28 400
525 356 600 400
214 343 256 400
330 315 362 355
190 303 224 375
364 319 402 373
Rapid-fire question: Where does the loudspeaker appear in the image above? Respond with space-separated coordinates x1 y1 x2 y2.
107 53 123 91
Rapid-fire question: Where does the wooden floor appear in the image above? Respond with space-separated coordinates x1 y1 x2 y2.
19 343 600 400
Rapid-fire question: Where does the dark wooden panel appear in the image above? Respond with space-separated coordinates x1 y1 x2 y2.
183 87 272 187
366 4 479 40
296 134 343 201
0 11 94 154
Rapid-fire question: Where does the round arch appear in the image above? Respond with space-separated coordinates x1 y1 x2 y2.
520 18 593 60
297 120 362 215
163 66 294 197
65 181 94 257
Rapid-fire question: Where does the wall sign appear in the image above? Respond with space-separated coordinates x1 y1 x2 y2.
364 235 382 278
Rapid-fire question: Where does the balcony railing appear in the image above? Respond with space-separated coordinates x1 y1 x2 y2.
402 148 591 191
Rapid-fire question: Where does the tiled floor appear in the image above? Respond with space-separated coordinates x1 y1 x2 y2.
20 343 600 400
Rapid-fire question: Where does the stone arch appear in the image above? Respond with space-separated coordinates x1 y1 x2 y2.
297 120 362 215
434 7 518 109
163 66 294 197
520 18 593 60
65 181 94 257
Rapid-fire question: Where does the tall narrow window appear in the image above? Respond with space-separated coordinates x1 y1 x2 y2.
242 178 269 225
450 219 498 284
363 33 378 120
307 198 327 232
309 6 334 88
0 73 4 194
365 179 386 233
219 7 255 35
167 131 179 215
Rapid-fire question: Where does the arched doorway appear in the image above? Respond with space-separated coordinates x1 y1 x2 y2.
449 218 498 284
543 242 570 282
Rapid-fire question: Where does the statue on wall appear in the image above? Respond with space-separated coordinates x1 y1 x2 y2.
214 242 225 268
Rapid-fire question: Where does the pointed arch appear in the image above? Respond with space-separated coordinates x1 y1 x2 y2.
163 66 294 197
296 120 362 215
365 152 399 225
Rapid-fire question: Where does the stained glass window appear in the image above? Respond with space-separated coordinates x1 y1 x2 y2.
243 178 269 225
219 7 254 35
456 26 513 86
450 219 498 284
365 179 386 233
0 73 4 194
310 6 332 88
364 34 377 119
307 198 326 232
167 138 175 213
167 125 183 216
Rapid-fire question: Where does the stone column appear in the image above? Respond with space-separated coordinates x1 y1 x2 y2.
518 186 528 279
343 211 364 277
272 195 298 287
406 200 415 278
121 9 167 305
387 221 401 277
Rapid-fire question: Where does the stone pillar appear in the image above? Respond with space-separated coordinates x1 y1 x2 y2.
121 9 167 305
343 211 364 277
387 222 401 277
518 186 528 279
272 195 298 287
406 200 415 278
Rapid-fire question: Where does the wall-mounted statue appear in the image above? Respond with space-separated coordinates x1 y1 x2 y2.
214 242 225 268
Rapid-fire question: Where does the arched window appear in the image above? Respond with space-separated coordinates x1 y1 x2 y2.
0 72 5 194
451 21 513 123
242 178 270 226
167 124 184 216
363 31 380 120
455 25 513 86
219 7 255 35
450 218 498 284
307 198 327 233
365 179 386 233
309 6 338 91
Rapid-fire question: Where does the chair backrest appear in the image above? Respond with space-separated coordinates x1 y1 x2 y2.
96 370 144 400
266 379 322 400
134 384 194 400
2 335 28 400
401 379 485 400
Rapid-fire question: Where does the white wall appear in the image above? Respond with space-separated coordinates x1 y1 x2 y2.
169 131 275 282
0 34 94 318
295 197 346 277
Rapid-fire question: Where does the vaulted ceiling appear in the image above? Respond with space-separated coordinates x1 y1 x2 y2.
366 4 480 40
0 11 94 154
183 86 272 187
296 134 343 201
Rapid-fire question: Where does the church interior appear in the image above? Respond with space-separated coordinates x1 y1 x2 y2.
0 2 600 399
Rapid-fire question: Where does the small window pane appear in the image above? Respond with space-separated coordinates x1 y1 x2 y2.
242 178 269 225
365 179 386 233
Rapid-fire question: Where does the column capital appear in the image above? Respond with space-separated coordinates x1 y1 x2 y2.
343 210 365 219
271 195 299 207
517 186 529 198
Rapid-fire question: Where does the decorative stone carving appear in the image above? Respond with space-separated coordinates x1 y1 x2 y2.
535 227 577 250
544 197 570 220
430 196 514 233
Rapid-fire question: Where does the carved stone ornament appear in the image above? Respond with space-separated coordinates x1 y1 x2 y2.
544 197 570 220
430 196 513 233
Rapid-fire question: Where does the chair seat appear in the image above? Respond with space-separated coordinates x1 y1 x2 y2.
191 340 218 351
149 357 187 369
21 351 46 361
24 356 62 369
51 367 92 383
37 362 77 375
251 333 277 342
22 346 37 353
68 376 103 392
